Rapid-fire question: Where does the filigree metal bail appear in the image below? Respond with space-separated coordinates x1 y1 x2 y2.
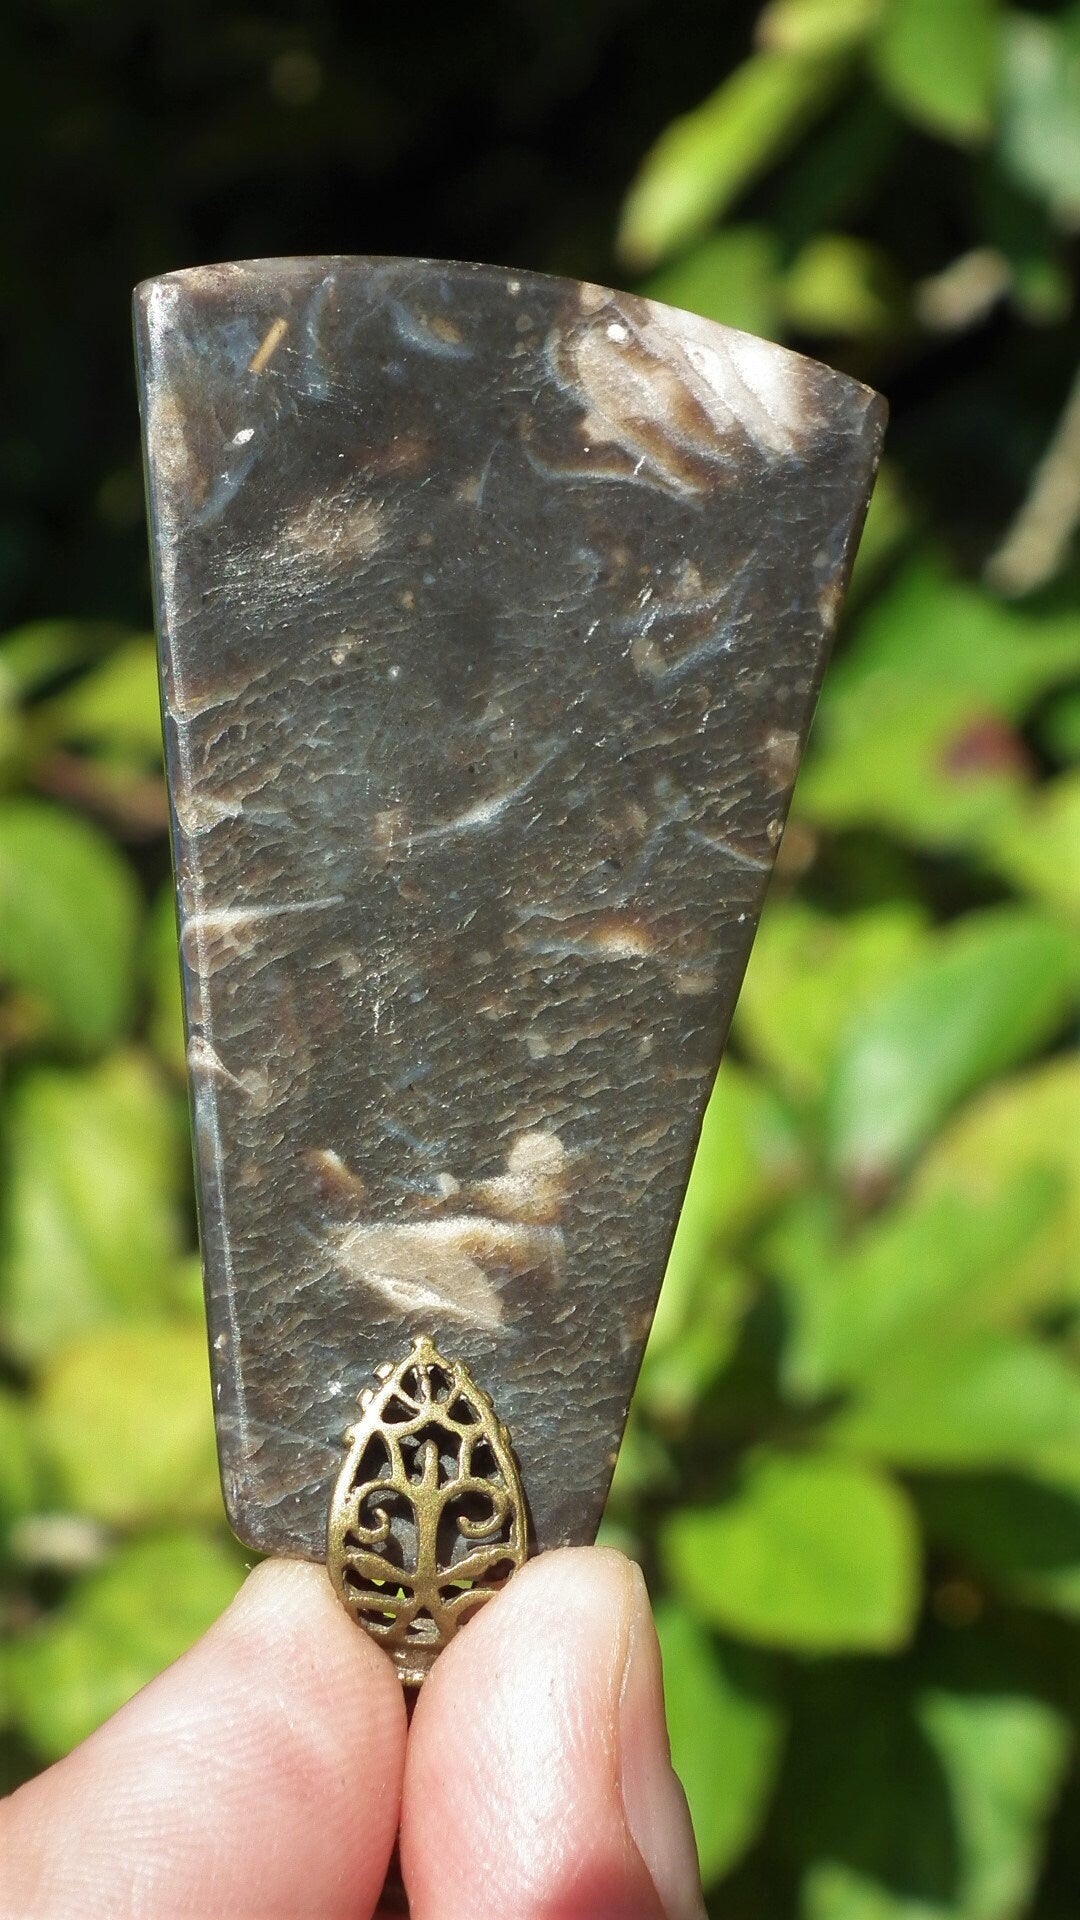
327 1336 527 1684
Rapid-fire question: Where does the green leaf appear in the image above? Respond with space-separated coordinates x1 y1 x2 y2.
799 556 1080 850
1041 686 1080 763
913 1057 1080 1308
830 1334 1080 1471
657 1601 785 1886
7 1530 244 1759
1000 14 1080 220
757 0 885 56
0 620 125 702
0 800 140 1051
986 771 1080 919
972 166 1073 328
643 228 784 339
915 1686 1071 1920
146 881 186 1075
664 1449 920 1652
784 233 909 338
167 1250 208 1319
647 1063 802 1416
825 907 1074 1188
38 636 163 763
664 1060 805 1289
788 1662 1070 1920
0 1388 41 1536
871 0 1002 146
734 902 929 1106
919 1471 1080 1619
835 556 1080 707
846 461 914 601
618 51 843 269
771 1169 1066 1401
37 1321 222 1525
608 1412 676 1507
0 1052 184 1361
640 1262 753 1428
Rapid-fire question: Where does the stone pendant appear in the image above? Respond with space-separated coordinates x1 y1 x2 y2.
135 257 884 1674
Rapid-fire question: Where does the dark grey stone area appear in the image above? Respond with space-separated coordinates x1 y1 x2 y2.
135 257 885 1561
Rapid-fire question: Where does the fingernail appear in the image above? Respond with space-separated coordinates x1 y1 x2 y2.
617 1564 707 1920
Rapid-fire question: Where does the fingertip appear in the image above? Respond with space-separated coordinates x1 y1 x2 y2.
401 1547 704 1920
198 1556 408 1831
617 1562 705 1920
218 1554 402 1718
4 1556 408 1920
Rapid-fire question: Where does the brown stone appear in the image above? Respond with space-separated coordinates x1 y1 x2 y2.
134 257 885 1562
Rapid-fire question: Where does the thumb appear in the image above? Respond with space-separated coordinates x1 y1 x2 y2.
401 1547 705 1920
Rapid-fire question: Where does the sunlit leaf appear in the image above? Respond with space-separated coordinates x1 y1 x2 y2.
1000 13 1080 220
145 881 186 1075
825 907 1074 1187
38 636 163 763
1042 686 1080 763
6 1531 244 1759
784 232 909 337
167 1250 208 1320
913 1057 1080 1308
986 771 1080 919
608 1412 676 1507
644 228 784 339
37 1321 221 1526
831 1334 1080 1470
871 0 1002 146
0 1052 184 1361
0 800 140 1051
799 556 1080 849
648 1061 804 1421
657 1601 785 1886
618 50 843 269
640 1261 752 1427
664 1449 920 1652
915 1684 1071 1920
757 0 885 56
664 1060 805 1298
771 1169 1066 1401
734 901 928 1105
0 621 125 702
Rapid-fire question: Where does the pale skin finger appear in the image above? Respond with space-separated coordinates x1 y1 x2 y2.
0 1559 407 1920
1 1547 703 1920
401 1547 706 1920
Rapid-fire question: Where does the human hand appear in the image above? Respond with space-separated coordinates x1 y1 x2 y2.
1 1547 705 1920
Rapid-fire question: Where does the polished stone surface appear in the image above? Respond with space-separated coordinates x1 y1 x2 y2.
135 257 885 1561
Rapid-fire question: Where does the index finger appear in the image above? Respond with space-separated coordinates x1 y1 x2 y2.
1 1559 407 1920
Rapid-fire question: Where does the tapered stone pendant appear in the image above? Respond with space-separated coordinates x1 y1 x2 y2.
135 256 884 1675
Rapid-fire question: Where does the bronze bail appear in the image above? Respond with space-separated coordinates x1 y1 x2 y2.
326 1336 527 1684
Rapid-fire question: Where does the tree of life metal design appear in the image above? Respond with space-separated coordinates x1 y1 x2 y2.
327 1337 526 1683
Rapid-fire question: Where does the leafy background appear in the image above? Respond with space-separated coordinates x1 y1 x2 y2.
1 0 1079 1913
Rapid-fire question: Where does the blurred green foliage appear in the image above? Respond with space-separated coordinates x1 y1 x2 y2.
1 0 1079 1913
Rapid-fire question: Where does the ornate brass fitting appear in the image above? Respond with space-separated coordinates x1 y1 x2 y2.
327 1336 527 1684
